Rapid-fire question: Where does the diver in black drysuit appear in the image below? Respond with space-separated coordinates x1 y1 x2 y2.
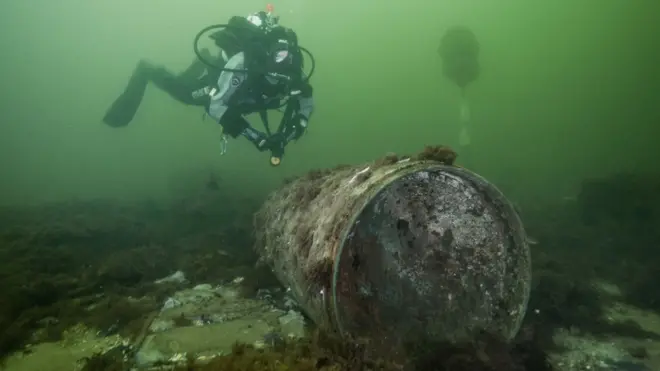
102 11 314 165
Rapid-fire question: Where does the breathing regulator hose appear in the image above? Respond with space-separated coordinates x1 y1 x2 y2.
193 24 315 82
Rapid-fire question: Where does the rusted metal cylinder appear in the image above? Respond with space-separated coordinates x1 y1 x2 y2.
254 148 531 356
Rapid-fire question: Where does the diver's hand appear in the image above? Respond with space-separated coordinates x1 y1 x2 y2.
255 133 283 153
264 134 286 158
251 131 269 152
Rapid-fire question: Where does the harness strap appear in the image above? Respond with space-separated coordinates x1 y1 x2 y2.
258 108 272 136
256 86 299 136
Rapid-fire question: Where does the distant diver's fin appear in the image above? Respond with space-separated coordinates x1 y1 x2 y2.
459 126 471 146
459 97 471 123
458 92 471 146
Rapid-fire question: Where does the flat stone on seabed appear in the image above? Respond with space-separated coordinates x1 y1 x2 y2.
135 283 306 368
136 319 274 366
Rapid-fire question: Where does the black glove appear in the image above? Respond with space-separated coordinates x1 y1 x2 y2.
264 133 286 157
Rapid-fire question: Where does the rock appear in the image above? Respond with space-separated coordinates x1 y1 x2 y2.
283 295 298 310
155 270 187 284
278 310 306 338
149 318 175 332
135 319 274 364
134 286 284 368
214 285 240 301
161 297 182 311
193 283 213 291
170 287 216 307
135 346 167 367
550 327 652 370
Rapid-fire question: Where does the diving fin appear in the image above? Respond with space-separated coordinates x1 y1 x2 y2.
459 127 471 146
458 91 471 146
459 98 471 122
458 101 471 146
102 62 150 127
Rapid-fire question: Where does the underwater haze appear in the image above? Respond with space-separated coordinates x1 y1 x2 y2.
0 0 658 205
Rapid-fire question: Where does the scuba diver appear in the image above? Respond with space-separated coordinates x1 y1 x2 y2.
102 6 315 166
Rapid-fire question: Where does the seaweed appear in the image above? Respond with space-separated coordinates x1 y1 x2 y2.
139 327 553 371
79 345 132 371
173 313 194 328
0 191 262 361
373 153 400 169
171 330 397 371
414 145 457 165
